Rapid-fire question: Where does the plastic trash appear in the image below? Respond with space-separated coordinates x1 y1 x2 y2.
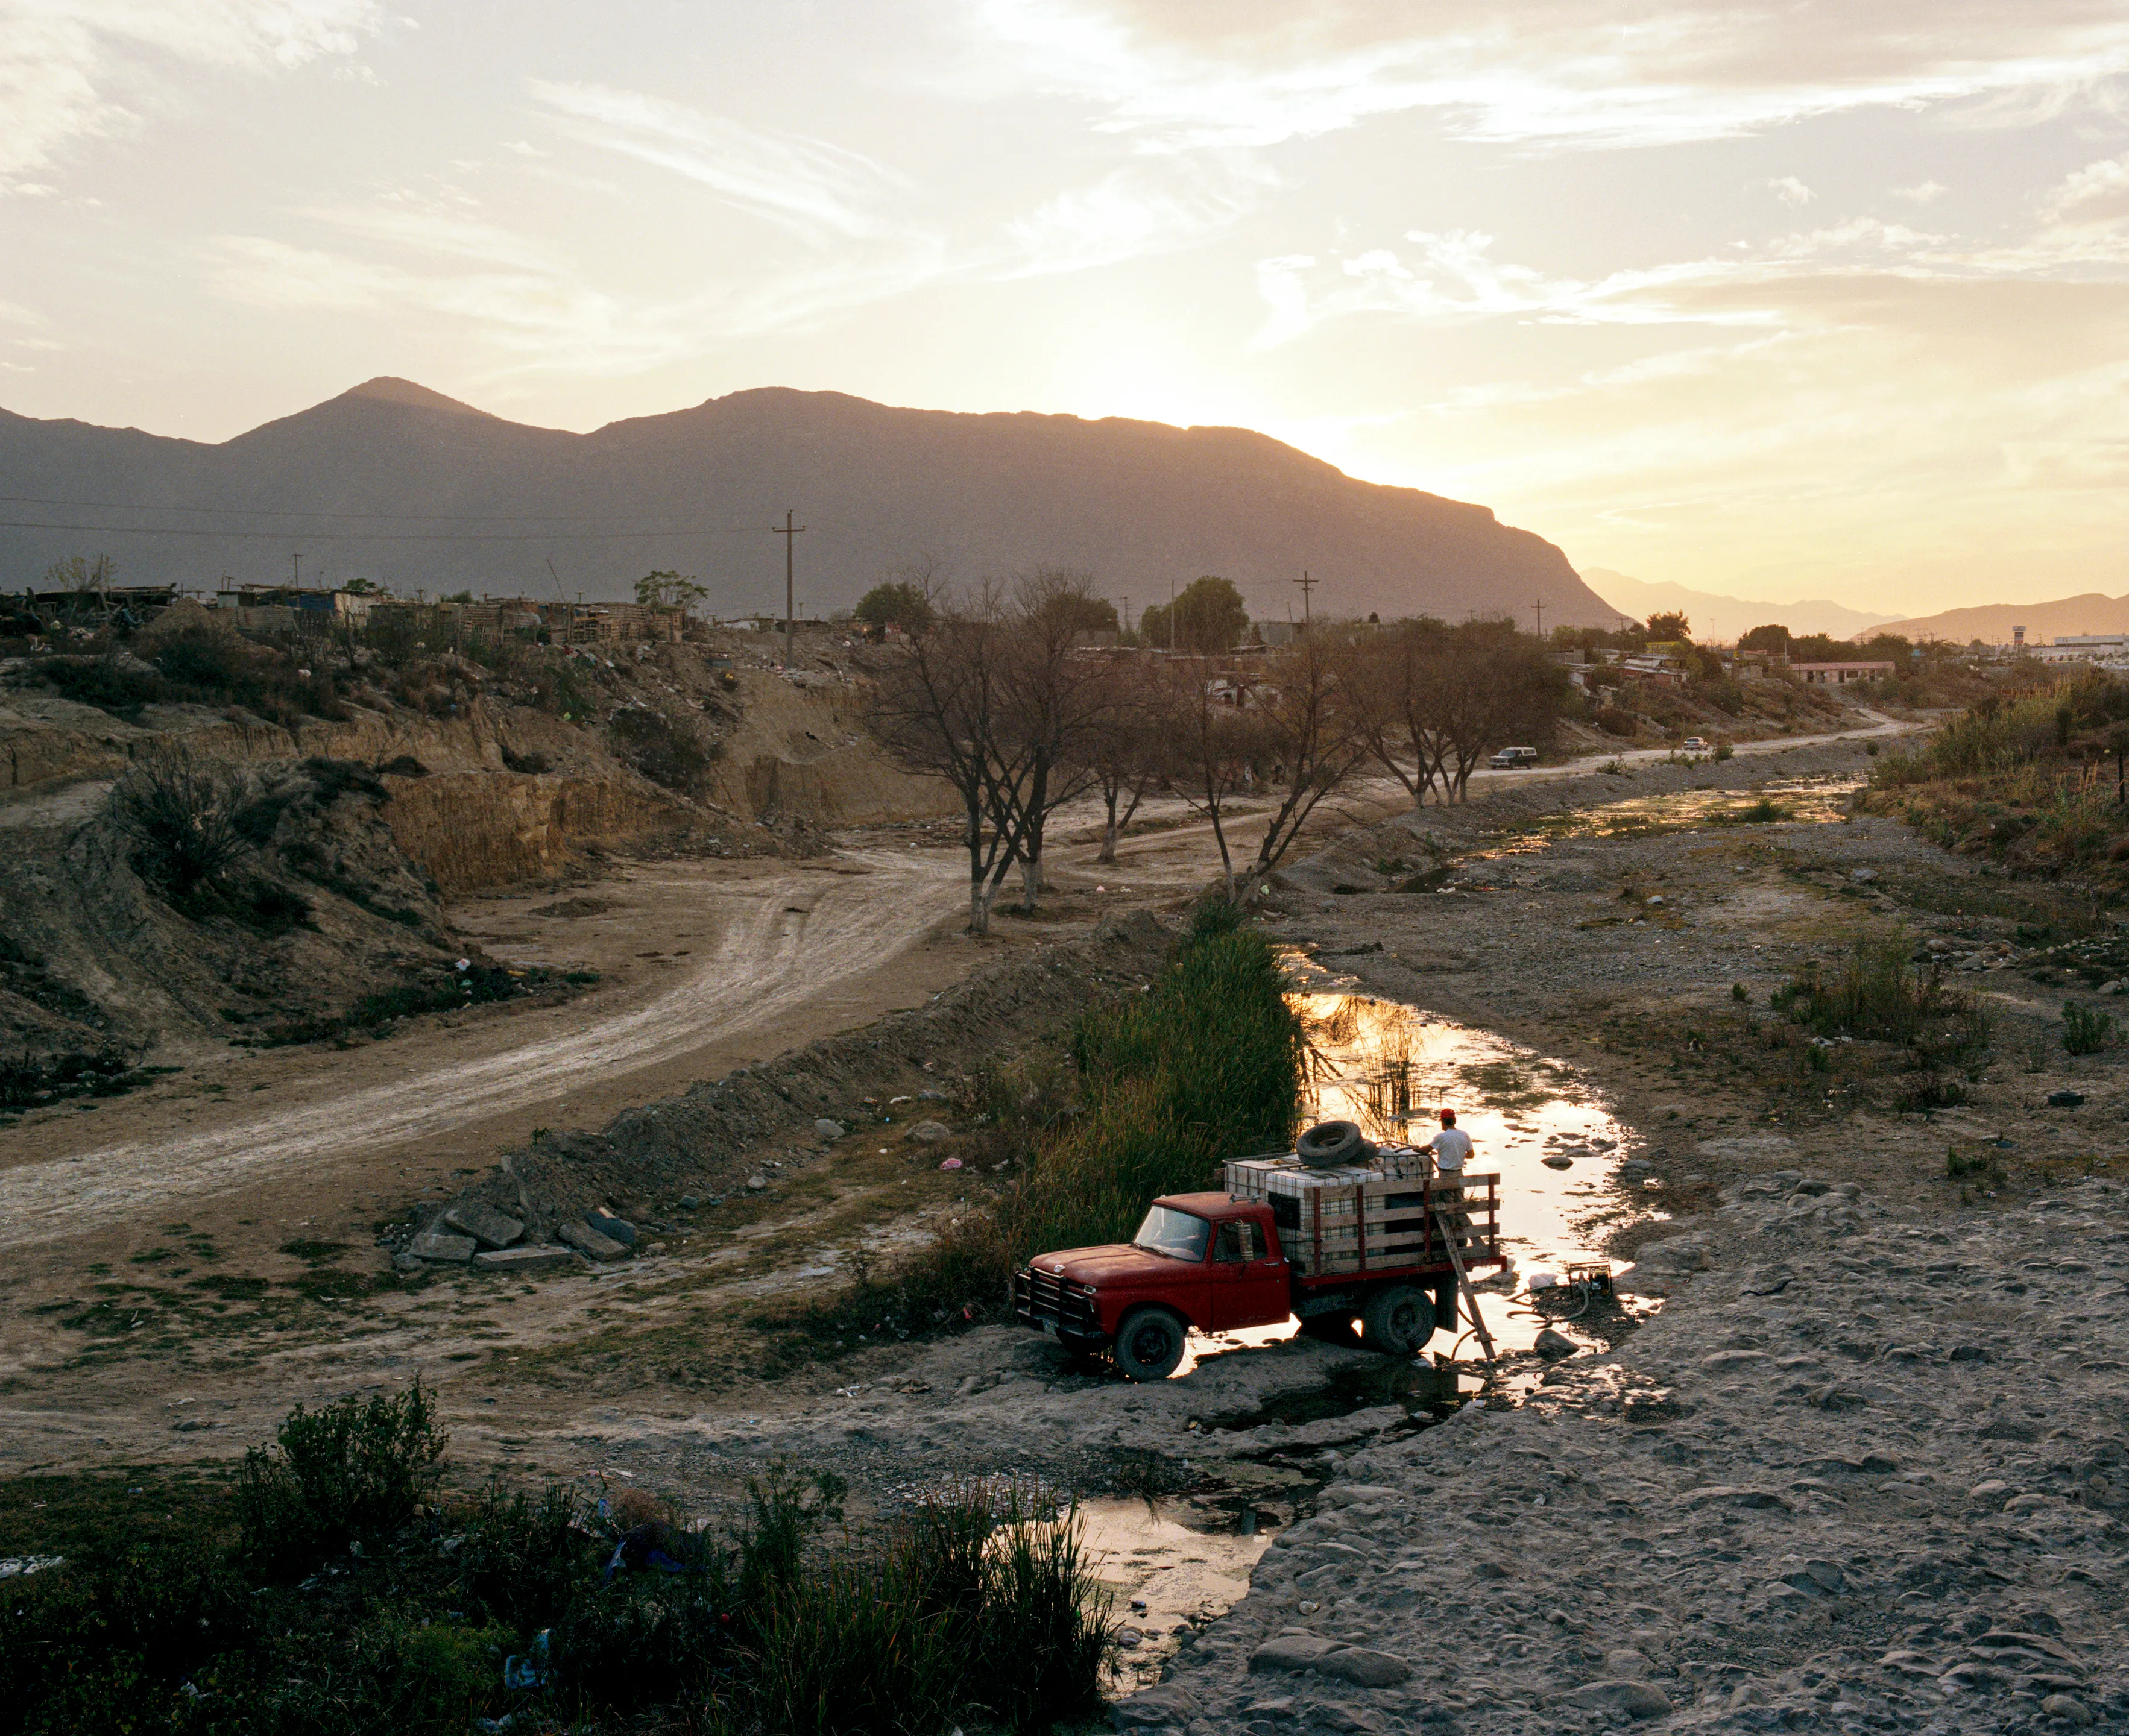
939 1157 964 1170
502 1629 549 1691
1526 1269 1560 1291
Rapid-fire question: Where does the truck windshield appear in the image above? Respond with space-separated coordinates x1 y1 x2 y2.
1132 1205 1210 1262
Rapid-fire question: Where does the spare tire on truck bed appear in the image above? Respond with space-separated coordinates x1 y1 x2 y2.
1296 1119 1369 1168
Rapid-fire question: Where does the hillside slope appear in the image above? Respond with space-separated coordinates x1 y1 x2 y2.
1581 568 1899 642
1869 591 2129 646
0 380 1616 627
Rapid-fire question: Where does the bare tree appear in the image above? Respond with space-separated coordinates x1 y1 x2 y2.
1244 632 1371 879
866 597 1033 935
1430 620 1571 800
995 570 1129 909
1343 618 1453 807
1083 676 1164 864
1155 656 1278 899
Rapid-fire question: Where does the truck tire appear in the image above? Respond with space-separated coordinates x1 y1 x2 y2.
1360 1285 1434 1355
1112 1307 1187 1381
1297 1119 1368 1168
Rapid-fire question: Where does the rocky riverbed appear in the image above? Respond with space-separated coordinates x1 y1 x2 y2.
1099 741 2129 1735
1117 1169 2129 1734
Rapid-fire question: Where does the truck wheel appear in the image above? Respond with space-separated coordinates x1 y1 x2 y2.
1361 1285 1434 1355
1112 1307 1187 1381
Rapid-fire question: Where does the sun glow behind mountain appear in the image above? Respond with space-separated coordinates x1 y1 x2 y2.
5 3 2129 617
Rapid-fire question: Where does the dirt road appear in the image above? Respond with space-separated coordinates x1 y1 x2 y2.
0 847 974 1250
0 712 1914 1259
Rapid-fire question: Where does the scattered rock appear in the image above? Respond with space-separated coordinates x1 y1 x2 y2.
443 1201 524 1250
2047 1089 2086 1108
1112 1684 1200 1730
1852 867 1878 882
408 1231 475 1265
904 1119 953 1144
1565 1680 1671 1719
587 1211 637 1247
1604 1649 1654 1679
814 1118 846 1140
746 1174 768 1191
1681 1485 1790 1511
558 1221 629 1263
1541 1153 1574 1170
471 1245 578 1274
2041 1694 2095 1726
677 1195 699 1209
1533 1329 1579 1359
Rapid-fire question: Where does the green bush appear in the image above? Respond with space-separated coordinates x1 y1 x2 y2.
236 1382 446 1573
1773 935 1991 1078
0 1544 257 1735
2063 1001 2118 1056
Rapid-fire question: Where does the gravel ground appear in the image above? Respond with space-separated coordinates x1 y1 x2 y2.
1121 1171 2129 1735
1104 741 2129 1736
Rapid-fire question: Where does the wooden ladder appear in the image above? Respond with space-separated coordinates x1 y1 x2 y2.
1435 1189 1497 1367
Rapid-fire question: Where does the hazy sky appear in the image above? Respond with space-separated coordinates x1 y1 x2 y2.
7 2 2129 617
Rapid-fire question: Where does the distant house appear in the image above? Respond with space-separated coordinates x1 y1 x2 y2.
1793 661 1894 686
2040 635 2129 665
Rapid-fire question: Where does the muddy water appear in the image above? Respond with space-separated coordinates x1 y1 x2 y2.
1290 984 1654 1356
1478 772 1862 853
1088 982 1663 1658
1080 1495 1273 1694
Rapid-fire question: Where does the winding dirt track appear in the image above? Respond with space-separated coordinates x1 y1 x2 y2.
0 712 1908 1254
0 848 962 1250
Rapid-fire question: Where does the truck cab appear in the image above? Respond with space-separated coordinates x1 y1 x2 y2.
1489 746 1539 770
1014 1194 1291 1377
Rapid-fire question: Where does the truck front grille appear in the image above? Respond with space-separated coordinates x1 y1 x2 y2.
1014 1267 1098 1337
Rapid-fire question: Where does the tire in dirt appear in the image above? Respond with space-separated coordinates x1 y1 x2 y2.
1297 1119 1367 1167
1113 1306 1187 1381
1360 1284 1435 1354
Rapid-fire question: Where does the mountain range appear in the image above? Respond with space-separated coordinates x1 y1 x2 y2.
1579 569 1901 643
1867 594 2129 646
0 379 1617 629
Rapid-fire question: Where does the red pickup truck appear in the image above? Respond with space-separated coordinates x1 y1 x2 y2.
1012 1174 1503 1380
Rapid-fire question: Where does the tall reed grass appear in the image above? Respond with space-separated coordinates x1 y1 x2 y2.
800 902 1305 1343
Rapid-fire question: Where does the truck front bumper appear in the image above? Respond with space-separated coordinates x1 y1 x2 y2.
1012 1266 1104 1345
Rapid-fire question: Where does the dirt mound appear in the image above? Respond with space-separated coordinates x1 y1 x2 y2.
0 756 484 1072
420 908 1175 1245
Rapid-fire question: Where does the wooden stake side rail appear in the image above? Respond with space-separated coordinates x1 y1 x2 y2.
1223 1161 1501 1280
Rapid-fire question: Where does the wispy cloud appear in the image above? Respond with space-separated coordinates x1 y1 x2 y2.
1893 180 1948 204
1766 175 1814 207
960 0 2129 153
528 80 908 244
0 0 380 194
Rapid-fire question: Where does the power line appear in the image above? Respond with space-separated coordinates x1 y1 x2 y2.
0 492 780 527
0 517 781 544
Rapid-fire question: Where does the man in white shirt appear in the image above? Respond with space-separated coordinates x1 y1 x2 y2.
1425 1108 1472 1176
1424 1109 1473 1250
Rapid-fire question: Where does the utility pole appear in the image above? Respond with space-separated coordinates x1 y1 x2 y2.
1293 570 1316 632
291 552 302 593
1122 596 1131 641
1533 596 1544 640
1169 576 1178 651
774 508 806 668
